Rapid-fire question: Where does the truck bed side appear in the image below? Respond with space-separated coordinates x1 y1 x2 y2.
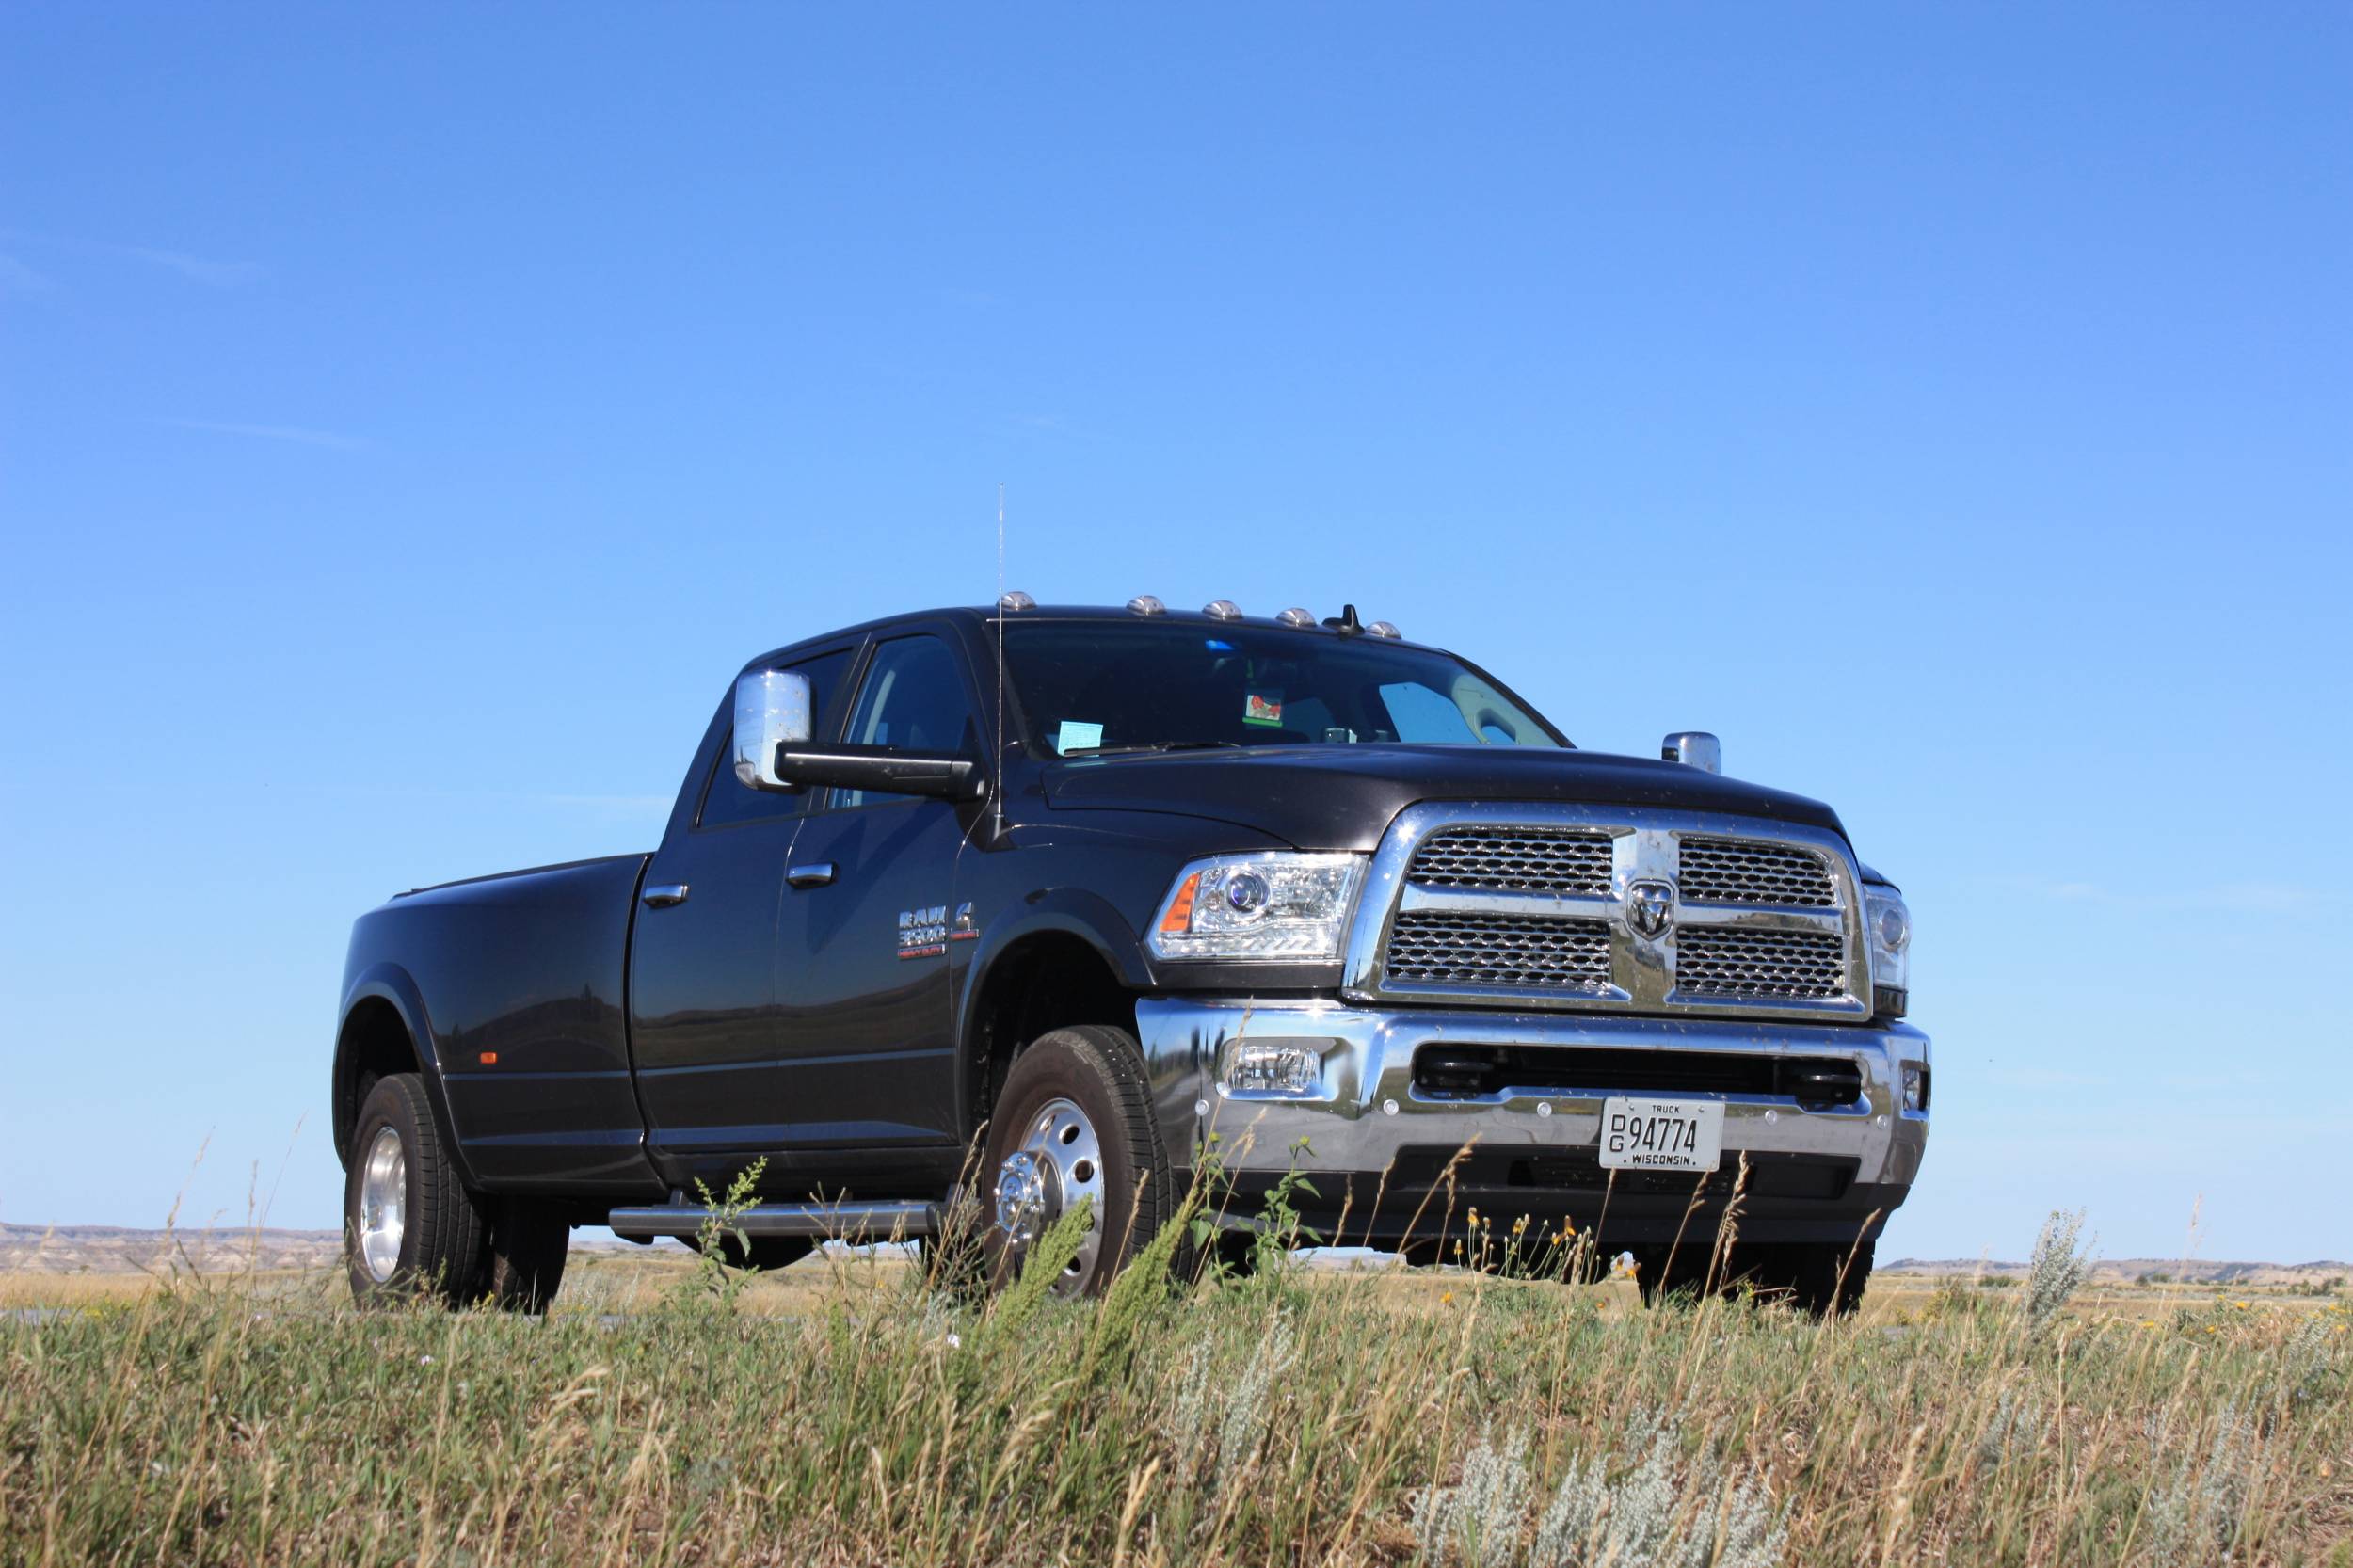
338 853 666 1199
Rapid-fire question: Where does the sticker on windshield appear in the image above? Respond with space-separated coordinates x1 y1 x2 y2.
1055 720 1104 754
1243 690 1285 728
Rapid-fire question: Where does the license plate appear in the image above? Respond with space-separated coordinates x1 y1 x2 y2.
1598 1096 1724 1173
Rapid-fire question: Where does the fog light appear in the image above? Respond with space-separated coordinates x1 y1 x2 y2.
1223 1040 1322 1095
1901 1064 1929 1113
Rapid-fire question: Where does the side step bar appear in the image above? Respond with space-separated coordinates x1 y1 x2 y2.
607 1200 939 1243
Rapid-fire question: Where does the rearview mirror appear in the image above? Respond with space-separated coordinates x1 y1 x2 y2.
733 670 814 791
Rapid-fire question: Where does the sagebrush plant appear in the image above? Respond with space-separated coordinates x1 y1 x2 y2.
2024 1207 2093 1338
5 1209 2348 1565
1417 1408 1792 1568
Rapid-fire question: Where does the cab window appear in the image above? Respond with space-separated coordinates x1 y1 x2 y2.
833 634 978 808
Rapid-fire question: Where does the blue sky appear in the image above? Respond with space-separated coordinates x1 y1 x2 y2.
3 6 2346 1263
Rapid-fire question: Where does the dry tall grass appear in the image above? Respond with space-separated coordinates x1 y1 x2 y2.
4 1233 2347 1566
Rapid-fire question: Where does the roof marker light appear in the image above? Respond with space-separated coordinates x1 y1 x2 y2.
1368 620 1401 639
1202 600 1243 621
1276 607 1317 630
997 590 1036 612
1127 594 1167 616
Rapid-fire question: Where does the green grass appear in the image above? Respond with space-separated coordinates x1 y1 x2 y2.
5 1245 2349 1567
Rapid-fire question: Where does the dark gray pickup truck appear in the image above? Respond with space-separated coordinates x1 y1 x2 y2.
333 598 1927 1312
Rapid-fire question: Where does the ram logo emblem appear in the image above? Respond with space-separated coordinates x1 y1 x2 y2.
1625 878 1676 940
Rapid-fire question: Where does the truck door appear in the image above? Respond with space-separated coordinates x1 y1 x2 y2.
628 644 858 1182
769 630 984 1184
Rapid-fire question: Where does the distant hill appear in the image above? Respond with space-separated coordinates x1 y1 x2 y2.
5 1223 2342 1286
0 1221 648 1277
1882 1256 2346 1288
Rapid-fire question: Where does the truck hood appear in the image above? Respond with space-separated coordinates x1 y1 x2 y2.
1039 744 1846 852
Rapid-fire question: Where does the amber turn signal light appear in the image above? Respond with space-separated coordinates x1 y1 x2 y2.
1158 872 1201 935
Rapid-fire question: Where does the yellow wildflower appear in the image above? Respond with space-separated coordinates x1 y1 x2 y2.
1442 1290 1455 1304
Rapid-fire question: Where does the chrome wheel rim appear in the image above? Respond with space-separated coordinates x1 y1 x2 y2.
357 1126 407 1283
992 1096 1106 1289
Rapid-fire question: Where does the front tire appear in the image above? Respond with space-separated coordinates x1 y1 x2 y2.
344 1073 488 1308
982 1025 1172 1297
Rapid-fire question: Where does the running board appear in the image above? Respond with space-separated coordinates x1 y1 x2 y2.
607 1200 939 1242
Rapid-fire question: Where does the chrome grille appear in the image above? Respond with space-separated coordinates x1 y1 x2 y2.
1407 829 1612 896
1676 928 1847 1000
1385 912 1611 991
1353 804 1871 1020
1679 836 1836 907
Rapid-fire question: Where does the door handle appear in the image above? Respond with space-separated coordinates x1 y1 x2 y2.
641 883 691 908
787 862 837 889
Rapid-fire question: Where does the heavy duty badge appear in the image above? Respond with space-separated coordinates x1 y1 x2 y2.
899 902 977 959
897 905 950 959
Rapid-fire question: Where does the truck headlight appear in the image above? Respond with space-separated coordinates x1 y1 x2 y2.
1864 883 1910 1016
1149 853 1365 962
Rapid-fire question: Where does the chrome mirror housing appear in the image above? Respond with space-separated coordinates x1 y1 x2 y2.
734 670 814 790
1661 731 1721 774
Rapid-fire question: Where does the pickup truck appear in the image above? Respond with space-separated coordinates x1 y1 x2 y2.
334 598 1928 1314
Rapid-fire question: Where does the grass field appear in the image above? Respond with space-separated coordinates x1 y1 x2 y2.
5 1228 2348 1568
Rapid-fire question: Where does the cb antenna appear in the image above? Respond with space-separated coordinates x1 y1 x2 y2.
994 482 1006 840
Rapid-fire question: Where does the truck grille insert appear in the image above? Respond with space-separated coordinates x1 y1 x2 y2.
1385 912 1611 990
1676 928 1847 1000
1677 837 1837 907
1406 829 1613 896
1362 807 1868 1020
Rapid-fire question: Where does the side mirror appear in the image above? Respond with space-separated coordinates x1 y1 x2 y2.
773 744 984 801
1661 731 1721 774
734 670 814 791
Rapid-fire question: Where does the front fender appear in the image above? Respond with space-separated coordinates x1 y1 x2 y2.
331 962 481 1190
952 886 1156 1046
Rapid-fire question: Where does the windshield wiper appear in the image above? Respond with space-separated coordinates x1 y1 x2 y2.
1062 740 1244 758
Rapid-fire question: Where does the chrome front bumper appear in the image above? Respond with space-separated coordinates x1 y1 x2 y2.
1136 996 1929 1239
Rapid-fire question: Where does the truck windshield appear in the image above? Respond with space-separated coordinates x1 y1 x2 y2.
1001 621 1562 756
